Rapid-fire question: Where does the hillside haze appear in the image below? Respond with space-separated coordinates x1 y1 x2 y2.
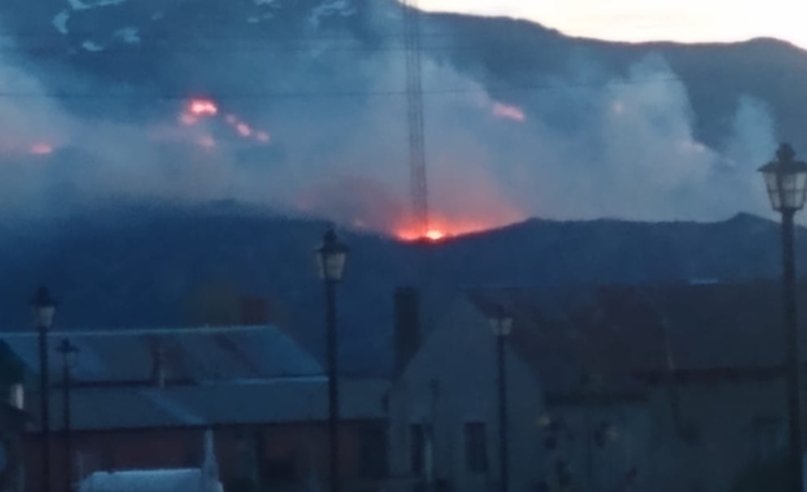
0 205 797 375
0 0 805 230
1 1 807 373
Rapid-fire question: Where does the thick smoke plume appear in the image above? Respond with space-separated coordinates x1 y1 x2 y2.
0 1 779 235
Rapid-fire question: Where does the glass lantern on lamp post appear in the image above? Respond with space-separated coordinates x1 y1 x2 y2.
315 229 349 492
31 286 56 492
759 143 807 492
489 307 513 492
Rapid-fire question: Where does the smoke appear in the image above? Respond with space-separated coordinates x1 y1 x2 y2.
0 1 780 234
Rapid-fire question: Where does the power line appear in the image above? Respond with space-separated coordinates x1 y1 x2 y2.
0 39 562 55
0 77 683 100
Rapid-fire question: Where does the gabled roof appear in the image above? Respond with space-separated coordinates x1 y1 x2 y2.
0 325 322 384
467 281 800 395
29 378 388 431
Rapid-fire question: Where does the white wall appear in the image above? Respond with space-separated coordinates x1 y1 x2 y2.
388 298 545 492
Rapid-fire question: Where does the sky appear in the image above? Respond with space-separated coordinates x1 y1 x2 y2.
417 0 807 50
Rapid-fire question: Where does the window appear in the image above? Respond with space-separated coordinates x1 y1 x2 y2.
464 422 488 472
410 423 431 474
265 457 295 481
359 427 388 478
753 417 784 461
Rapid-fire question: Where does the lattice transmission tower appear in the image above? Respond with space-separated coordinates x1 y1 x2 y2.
403 0 429 236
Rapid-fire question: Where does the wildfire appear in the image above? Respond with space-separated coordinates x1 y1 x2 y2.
492 101 527 123
393 206 526 243
425 229 446 241
235 122 252 137
188 99 218 117
29 143 54 155
179 98 272 147
395 220 503 243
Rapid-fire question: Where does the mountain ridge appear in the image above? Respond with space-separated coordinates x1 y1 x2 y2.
0 202 800 375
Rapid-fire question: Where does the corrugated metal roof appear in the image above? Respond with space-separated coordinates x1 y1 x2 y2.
30 378 388 431
467 282 803 394
0 325 322 384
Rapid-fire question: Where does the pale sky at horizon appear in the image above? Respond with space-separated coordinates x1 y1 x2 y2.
416 0 807 50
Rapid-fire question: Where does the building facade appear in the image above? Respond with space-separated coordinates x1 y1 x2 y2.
387 297 545 492
387 283 805 492
1 325 389 492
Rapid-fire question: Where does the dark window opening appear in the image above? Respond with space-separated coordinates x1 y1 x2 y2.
465 422 488 473
410 423 429 474
264 457 296 481
360 427 389 478
753 417 784 461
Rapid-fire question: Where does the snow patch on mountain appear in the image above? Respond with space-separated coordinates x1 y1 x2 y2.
114 27 140 44
309 0 356 28
68 0 127 11
52 10 70 34
81 40 104 52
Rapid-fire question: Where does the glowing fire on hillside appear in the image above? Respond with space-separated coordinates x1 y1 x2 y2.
189 99 218 116
491 101 527 123
394 216 520 242
29 143 54 155
179 98 271 147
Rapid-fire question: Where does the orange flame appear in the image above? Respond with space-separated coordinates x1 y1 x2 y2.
236 122 252 137
492 101 526 122
188 99 218 117
394 218 516 242
29 143 54 155
179 98 272 145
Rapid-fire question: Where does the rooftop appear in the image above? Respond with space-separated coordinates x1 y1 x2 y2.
0 324 323 385
29 378 388 431
467 281 802 394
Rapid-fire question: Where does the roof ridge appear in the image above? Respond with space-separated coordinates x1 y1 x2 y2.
0 324 277 337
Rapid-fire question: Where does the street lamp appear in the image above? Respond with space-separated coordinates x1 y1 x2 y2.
489 306 513 492
315 229 348 492
31 286 56 492
760 142 807 492
56 339 78 492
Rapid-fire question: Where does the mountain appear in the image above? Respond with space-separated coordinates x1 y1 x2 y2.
2 1 807 374
2 0 806 146
0 0 803 229
0 205 798 375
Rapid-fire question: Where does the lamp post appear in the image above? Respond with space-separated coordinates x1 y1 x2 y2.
56 339 78 492
759 143 807 492
315 229 348 492
489 307 513 492
32 286 56 492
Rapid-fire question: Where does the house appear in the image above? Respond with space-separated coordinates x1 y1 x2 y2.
0 343 29 492
386 288 545 492
0 325 389 492
388 282 807 492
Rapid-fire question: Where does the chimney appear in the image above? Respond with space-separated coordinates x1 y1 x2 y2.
394 287 422 377
8 383 23 410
